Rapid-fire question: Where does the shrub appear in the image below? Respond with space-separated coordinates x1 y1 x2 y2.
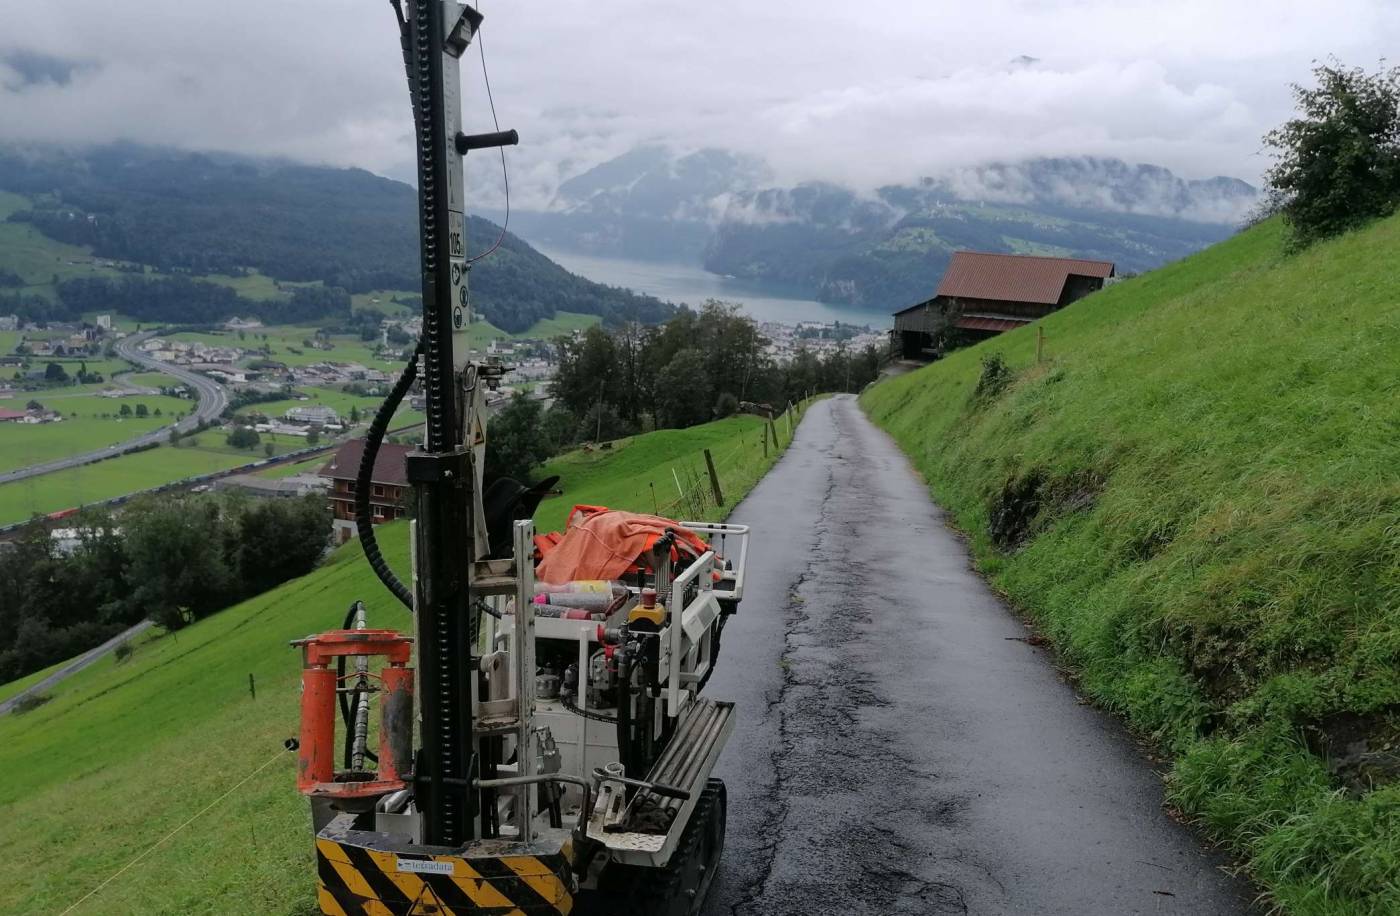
11 692 52 714
973 353 1012 400
113 641 133 664
1265 60 1400 247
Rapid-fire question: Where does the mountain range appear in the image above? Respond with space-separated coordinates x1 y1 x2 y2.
0 144 673 333
506 146 1259 310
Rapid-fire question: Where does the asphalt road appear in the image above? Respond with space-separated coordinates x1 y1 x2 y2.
0 619 154 716
0 332 228 486
704 396 1254 916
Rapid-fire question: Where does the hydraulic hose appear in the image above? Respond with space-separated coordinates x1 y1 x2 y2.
355 345 421 609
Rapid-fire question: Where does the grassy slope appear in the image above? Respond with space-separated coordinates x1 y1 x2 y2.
0 408 802 914
862 215 1400 916
0 658 66 704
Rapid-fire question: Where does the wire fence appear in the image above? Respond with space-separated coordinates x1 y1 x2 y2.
652 400 807 521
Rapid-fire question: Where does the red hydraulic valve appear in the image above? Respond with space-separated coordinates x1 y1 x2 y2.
291 629 414 799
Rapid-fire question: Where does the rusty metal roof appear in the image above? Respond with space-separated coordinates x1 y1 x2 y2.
955 314 1031 333
936 251 1114 305
319 438 411 487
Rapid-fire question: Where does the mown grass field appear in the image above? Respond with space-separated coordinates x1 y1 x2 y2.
0 394 190 474
169 327 402 372
0 407 803 914
862 215 1400 916
0 195 132 298
232 385 396 422
122 371 180 389
199 270 318 301
0 439 309 525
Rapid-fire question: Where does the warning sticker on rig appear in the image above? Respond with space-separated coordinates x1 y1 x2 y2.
396 858 455 875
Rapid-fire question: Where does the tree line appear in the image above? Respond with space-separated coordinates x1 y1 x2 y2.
0 492 329 684
486 301 881 479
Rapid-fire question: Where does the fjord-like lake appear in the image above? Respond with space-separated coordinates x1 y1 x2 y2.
537 247 889 329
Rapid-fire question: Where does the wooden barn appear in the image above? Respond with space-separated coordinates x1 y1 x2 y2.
893 251 1115 359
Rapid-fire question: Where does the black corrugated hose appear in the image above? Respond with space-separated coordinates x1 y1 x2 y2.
355 344 421 609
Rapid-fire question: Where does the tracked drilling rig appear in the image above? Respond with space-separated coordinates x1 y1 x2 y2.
289 4 745 913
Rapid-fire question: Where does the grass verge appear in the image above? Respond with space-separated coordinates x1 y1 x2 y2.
861 215 1400 916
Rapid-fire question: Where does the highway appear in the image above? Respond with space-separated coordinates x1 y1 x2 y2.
0 332 229 486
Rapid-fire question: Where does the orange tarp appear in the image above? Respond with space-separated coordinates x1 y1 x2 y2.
535 506 710 584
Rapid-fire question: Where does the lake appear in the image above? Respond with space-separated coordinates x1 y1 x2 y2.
536 247 890 329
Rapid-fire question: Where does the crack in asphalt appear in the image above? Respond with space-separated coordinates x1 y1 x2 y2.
707 397 1253 916
729 462 838 916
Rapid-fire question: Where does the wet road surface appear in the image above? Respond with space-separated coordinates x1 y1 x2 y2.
704 396 1253 916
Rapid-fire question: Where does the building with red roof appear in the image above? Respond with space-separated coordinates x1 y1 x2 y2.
319 439 412 543
892 250 1115 358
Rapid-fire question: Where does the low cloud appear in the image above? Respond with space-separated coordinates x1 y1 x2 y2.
0 0 1396 211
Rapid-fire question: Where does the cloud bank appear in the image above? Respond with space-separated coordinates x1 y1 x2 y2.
1 0 1396 210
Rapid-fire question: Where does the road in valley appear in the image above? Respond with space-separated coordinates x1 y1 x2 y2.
0 619 154 716
703 396 1254 915
0 332 228 486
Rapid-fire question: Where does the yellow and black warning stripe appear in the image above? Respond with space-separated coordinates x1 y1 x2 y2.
315 838 574 915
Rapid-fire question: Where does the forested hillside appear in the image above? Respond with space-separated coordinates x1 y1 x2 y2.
0 144 673 332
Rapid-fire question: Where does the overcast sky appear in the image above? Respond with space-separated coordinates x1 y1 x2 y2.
2 0 1397 209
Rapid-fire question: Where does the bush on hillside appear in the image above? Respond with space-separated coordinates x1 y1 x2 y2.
973 353 1012 400
11 693 52 715
1265 60 1400 247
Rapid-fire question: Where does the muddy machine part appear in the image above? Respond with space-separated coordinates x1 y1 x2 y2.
289 4 742 914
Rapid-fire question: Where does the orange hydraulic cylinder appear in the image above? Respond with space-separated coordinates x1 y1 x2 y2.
298 665 337 792
378 665 414 783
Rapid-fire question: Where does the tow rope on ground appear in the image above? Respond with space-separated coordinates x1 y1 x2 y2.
59 746 291 915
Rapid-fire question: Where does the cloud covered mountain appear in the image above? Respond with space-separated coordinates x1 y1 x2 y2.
509 146 1258 310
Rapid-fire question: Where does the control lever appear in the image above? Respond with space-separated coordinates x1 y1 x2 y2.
591 766 691 801
456 129 519 154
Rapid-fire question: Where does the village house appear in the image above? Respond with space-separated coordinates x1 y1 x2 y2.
893 251 1115 359
319 439 411 543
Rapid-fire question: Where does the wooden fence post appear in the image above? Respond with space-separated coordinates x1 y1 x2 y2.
1036 326 1045 364
248 673 256 700
703 449 724 506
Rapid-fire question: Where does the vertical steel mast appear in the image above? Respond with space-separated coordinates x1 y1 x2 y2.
404 0 480 848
